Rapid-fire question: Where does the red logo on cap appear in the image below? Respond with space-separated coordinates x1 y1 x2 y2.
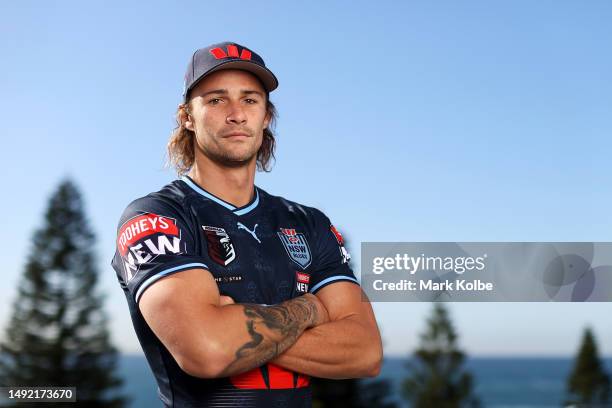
210 45 252 61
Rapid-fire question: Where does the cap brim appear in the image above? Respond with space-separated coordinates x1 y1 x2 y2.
186 60 278 101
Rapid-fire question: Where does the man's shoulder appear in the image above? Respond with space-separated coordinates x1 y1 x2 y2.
118 179 190 225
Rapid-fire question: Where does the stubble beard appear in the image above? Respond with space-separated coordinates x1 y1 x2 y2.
196 129 261 169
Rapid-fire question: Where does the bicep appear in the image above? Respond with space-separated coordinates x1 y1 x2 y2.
138 268 222 373
315 282 378 329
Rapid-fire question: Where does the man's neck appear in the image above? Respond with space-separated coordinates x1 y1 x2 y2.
188 159 256 208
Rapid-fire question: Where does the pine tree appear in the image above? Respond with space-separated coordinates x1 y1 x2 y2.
402 303 479 408
0 179 127 407
565 327 611 407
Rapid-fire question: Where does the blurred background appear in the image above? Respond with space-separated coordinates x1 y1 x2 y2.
1 1 611 407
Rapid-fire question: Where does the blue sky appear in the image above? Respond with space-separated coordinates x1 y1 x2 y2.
1 0 611 356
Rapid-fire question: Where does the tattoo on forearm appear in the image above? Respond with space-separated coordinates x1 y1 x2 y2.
218 296 318 376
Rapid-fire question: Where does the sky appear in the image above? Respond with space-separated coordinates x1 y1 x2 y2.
1 0 611 357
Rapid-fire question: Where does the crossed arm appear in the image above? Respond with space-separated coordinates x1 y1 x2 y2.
271 282 382 379
139 268 382 379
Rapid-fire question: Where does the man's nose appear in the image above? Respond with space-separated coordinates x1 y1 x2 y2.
226 101 247 124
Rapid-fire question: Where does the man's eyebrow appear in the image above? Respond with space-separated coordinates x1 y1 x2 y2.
200 89 228 98
241 90 265 97
199 89 265 98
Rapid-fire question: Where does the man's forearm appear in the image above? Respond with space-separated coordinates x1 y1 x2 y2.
213 294 324 377
271 315 382 379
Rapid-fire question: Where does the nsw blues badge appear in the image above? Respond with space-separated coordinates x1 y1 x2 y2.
277 228 312 269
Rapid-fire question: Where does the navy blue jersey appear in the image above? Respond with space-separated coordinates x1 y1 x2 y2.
111 176 358 408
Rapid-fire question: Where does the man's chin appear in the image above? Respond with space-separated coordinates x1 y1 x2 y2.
211 153 257 168
196 144 259 168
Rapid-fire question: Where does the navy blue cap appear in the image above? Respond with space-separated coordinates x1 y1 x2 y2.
182 42 278 102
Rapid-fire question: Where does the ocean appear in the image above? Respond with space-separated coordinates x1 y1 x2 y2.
119 354 612 407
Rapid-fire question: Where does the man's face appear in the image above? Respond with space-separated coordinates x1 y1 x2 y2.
185 69 270 168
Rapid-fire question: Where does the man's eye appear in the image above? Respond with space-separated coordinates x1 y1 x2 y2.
245 98 257 104
208 98 221 105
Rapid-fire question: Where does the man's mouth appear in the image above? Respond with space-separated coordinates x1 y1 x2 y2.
223 131 250 138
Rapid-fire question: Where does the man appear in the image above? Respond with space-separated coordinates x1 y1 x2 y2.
111 41 382 407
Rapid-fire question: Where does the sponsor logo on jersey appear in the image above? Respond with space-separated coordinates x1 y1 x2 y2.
330 224 344 245
202 225 236 266
236 221 261 243
214 275 243 284
118 213 182 282
330 224 351 264
277 228 312 269
230 363 309 390
295 271 310 293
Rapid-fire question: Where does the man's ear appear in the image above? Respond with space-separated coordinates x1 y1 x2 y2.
263 111 271 130
185 115 194 132
179 104 194 131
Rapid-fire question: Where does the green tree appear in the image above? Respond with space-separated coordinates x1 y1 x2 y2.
402 303 479 408
0 179 127 407
565 327 610 407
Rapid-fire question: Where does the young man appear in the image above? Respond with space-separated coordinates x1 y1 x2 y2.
111 41 382 407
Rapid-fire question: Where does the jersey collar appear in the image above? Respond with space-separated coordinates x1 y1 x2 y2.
180 175 260 216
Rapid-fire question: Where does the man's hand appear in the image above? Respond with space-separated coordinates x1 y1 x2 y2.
219 295 235 306
301 293 330 326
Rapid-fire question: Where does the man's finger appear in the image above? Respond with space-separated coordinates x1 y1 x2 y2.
219 295 235 305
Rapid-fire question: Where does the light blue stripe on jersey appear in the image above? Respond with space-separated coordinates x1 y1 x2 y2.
135 262 208 303
309 275 360 294
234 189 259 216
181 176 260 216
181 176 235 211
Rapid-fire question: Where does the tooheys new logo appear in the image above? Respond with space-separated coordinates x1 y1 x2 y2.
296 271 310 293
117 213 182 281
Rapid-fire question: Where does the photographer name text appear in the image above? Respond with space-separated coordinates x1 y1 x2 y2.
372 279 493 291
